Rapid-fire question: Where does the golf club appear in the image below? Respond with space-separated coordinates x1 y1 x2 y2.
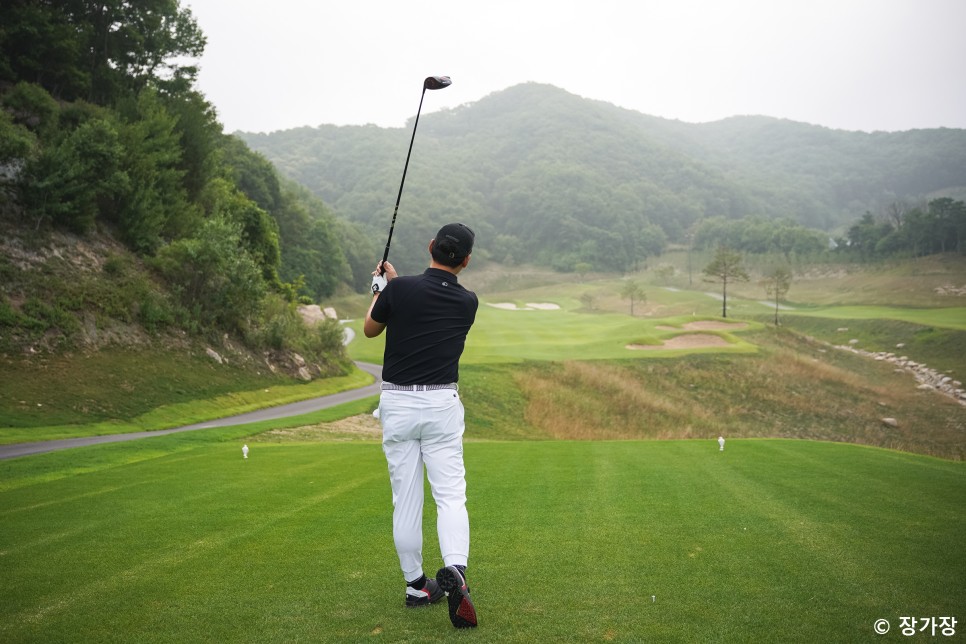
379 75 451 275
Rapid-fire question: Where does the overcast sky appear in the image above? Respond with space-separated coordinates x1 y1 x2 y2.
183 0 966 134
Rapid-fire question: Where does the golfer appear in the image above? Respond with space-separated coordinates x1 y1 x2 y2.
364 222 479 629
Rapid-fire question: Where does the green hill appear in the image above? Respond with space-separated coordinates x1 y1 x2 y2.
239 82 966 274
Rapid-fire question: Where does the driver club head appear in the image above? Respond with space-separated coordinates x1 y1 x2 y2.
424 76 452 90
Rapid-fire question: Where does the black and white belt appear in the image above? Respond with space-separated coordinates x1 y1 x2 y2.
381 382 458 391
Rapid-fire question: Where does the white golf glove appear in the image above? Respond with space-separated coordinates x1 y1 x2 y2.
371 274 388 294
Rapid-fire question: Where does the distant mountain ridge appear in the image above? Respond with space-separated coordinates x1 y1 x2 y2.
239 83 966 273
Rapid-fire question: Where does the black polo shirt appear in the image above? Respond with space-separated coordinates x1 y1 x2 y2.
370 267 478 385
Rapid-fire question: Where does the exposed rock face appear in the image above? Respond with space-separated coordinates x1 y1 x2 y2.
203 343 329 382
297 305 338 326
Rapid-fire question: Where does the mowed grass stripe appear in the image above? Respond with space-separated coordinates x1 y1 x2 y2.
1 443 389 641
471 440 964 642
1 439 962 643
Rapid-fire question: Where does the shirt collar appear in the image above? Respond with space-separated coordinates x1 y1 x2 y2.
425 267 458 283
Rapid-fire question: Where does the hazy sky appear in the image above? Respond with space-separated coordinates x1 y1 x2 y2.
183 0 966 134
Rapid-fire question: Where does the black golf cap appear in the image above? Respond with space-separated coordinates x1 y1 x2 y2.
435 223 475 259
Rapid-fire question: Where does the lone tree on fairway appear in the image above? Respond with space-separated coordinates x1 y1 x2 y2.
760 266 792 325
619 280 647 316
654 264 675 285
703 246 748 318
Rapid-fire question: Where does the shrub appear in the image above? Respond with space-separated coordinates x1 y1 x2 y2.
0 298 20 327
102 254 127 277
151 216 265 333
1 82 60 138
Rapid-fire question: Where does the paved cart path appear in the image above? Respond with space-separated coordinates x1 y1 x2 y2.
0 362 383 461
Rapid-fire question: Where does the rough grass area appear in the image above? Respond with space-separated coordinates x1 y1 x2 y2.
0 436 962 643
455 328 966 460
0 348 364 443
771 315 966 377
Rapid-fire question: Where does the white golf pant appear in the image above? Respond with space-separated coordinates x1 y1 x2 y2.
379 388 470 582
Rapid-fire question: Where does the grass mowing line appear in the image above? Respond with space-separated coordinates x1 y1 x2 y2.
702 447 875 607
5 460 385 632
2 437 961 642
470 439 965 641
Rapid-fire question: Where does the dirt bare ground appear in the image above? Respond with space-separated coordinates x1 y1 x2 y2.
254 413 382 443
627 334 732 350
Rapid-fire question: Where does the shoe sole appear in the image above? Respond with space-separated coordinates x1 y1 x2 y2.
436 566 477 628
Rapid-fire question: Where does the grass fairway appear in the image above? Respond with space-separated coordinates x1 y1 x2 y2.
784 305 966 332
1 434 962 643
347 304 759 365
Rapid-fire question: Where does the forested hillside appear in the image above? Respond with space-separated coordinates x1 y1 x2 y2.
0 1 361 364
241 82 966 274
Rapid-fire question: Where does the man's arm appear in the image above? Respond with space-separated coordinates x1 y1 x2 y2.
364 292 386 337
364 260 396 338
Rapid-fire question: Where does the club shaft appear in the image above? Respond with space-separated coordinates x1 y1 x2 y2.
381 88 427 272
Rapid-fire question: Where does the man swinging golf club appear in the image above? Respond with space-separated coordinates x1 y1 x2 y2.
364 223 479 629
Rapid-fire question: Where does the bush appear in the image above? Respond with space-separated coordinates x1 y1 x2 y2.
22 116 127 233
102 254 127 277
243 292 347 366
0 298 21 327
1 82 60 138
251 293 301 350
21 296 79 336
0 110 36 167
151 216 266 333
138 291 174 332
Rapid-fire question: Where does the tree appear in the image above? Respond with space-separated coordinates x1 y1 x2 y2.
619 280 646 316
22 116 127 233
846 212 894 260
654 264 675 285
0 1 205 105
928 197 965 254
199 178 281 287
112 89 192 252
760 266 792 326
702 246 748 318
150 216 266 333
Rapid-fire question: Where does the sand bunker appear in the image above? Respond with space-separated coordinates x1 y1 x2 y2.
627 321 747 350
681 321 748 331
627 333 732 350
487 302 561 311
652 321 748 332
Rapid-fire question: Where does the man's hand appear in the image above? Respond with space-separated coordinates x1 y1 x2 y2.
377 260 397 280
371 260 397 294
371 274 387 294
